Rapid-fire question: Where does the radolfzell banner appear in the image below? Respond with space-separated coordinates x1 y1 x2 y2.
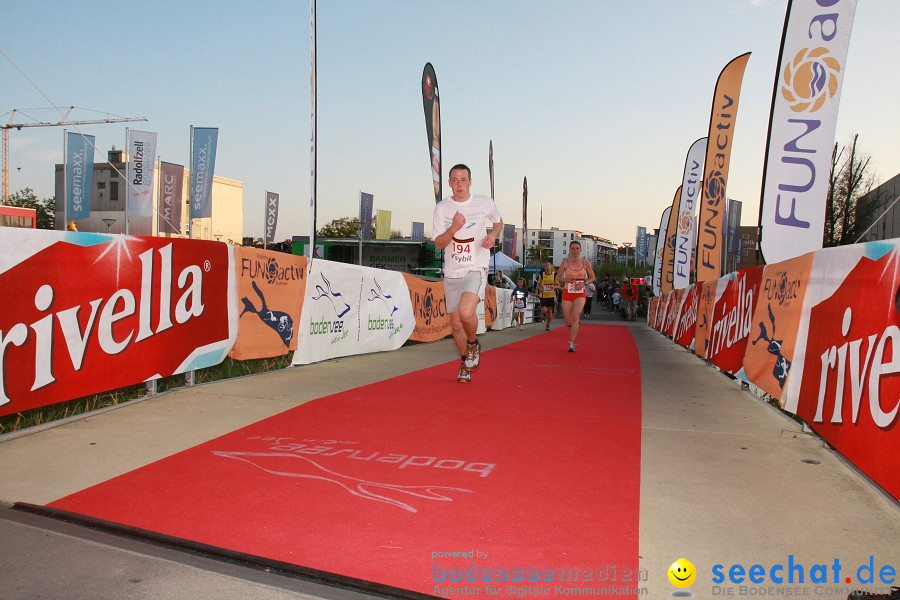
158 162 184 235
265 192 280 245
0 229 237 417
758 0 858 265
126 129 158 219
65 132 95 220
674 138 708 289
189 127 218 220
403 274 451 342
422 63 441 204
230 247 306 360
696 53 751 283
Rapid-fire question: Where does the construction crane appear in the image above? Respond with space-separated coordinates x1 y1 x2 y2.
2 107 148 203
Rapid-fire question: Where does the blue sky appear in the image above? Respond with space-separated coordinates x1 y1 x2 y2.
3 1 898 245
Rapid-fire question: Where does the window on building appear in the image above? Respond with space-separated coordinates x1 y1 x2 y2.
97 182 106 189
110 181 119 201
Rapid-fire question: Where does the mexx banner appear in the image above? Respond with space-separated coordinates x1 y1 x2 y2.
502 223 516 257
158 162 184 234
230 247 306 360
674 138 708 289
758 0 858 265
696 53 751 283
652 206 671 296
126 130 158 219
422 63 441 203
189 127 218 220
265 191 280 245
65 132 95 220
661 187 681 294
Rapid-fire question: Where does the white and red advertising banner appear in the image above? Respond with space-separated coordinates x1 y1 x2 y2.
673 282 703 350
758 0 858 264
0 229 236 417
652 207 670 297
781 241 899 499
293 260 414 365
704 266 764 378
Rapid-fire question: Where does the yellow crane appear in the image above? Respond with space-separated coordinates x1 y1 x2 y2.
2 107 147 203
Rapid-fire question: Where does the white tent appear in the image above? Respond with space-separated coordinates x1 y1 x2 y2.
488 251 523 273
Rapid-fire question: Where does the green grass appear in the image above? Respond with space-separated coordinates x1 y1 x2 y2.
0 354 293 436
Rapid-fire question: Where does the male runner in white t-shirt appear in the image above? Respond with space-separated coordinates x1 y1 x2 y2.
432 164 503 382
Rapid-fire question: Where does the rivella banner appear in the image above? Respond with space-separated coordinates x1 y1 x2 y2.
422 63 442 204
230 247 307 360
704 266 764 378
0 229 236 417
784 241 899 499
758 0 858 265
674 138 708 290
696 53 750 283
293 260 414 365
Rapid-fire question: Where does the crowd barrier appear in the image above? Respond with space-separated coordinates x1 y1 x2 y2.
0 229 532 418
648 240 899 500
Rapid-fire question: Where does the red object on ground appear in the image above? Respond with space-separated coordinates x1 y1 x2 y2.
51 325 642 597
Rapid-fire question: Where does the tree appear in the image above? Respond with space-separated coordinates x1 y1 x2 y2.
317 215 404 239
823 134 878 247
7 188 55 230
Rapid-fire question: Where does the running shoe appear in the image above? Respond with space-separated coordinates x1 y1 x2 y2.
464 339 481 370
457 362 471 383
568 342 576 353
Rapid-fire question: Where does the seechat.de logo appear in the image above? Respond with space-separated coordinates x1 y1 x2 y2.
781 46 841 113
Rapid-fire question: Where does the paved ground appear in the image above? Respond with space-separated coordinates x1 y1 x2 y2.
0 308 897 600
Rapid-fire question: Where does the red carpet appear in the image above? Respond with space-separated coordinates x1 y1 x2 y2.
51 324 642 597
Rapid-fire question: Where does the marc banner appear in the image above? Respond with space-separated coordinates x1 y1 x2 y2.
158 162 184 234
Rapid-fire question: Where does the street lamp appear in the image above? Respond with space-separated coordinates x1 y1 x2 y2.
622 242 632 269
102 218 116 234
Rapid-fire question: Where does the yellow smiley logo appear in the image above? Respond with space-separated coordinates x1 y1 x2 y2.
668 558 696 588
